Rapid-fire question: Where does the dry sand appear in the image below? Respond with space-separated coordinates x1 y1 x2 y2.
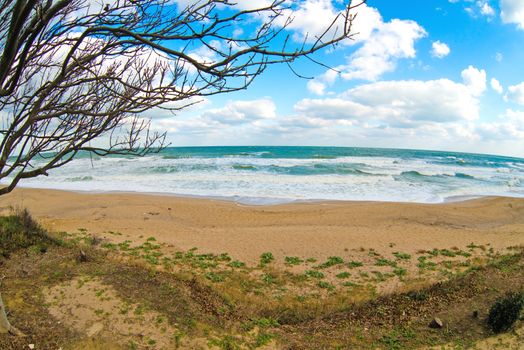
0 188 523 264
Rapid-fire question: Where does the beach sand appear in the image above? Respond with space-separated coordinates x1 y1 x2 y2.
0 188 523 265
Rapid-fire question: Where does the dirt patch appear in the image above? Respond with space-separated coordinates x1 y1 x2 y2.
45 276 181 349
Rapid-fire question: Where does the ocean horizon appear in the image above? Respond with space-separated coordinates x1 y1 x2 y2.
9 146 524 204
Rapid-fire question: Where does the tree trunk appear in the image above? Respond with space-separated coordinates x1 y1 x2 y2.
0 290 25 336
0 291 12 334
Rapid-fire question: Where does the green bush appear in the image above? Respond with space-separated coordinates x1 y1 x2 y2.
487 292 524 333
0 208 52 258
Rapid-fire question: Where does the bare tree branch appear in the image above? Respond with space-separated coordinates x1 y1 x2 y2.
0 0 366 195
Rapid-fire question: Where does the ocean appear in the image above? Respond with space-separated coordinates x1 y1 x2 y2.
11 146 524 204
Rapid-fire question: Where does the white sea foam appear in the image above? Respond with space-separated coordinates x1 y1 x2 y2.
5 148 524 204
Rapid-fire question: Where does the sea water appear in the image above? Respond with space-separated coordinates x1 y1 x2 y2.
10 146 524 204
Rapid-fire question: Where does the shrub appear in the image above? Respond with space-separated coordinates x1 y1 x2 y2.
260 252 274 265
0 208 53 258
487 292 524 333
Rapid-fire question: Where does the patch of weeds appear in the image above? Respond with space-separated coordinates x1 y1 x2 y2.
261 273 277 284
439 249 457 257
347 260 364 269
336 272 351 279
260 252 274 265
227 260 246 268
101 242 117 250
205 272 225 283
393 251 411 260
317 281 335 291
172 331 185 349
253 317 279 328
378 327 416 350
342 281 359 288
375 258 397 267
285 256 303 266
393 267 407 277
441 260 453 269
208 335 242 350
218 253 232 262
417 256 437 271
253 332 274 347
372 271 393 282
134 304 146 316
305 257 317 263
358 271 369 279
318 256 344 269
305 270 325 279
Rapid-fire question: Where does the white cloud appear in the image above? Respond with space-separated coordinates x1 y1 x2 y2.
495 52 504 62
297 79 480 126
500 0 524 29
477 109 524 140
490 78 503 94
431 41 451 58
461 66 487 96
340 17 426 81
200 99 276 125
480 2 495 16
505 82 524 105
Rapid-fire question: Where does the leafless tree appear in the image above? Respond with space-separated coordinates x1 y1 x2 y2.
0 0 365 335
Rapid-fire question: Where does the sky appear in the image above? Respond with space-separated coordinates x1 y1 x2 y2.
149 0 524 158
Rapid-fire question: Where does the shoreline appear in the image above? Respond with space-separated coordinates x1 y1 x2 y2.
1 187 523 265
10 184 517 207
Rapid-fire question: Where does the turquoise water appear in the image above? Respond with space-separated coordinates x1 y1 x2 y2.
14 146 524 204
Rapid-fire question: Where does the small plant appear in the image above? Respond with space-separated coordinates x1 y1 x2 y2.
393 252 411 260
347 260 364 269
205 272 225 283
285 256 303 266
317 281 335 290
318 256 344 268
393 267 407 277
375 258 397 267
260 252 274 265
305 270 325 279
228 260 245 268
336 272 351 279
487 292 524 333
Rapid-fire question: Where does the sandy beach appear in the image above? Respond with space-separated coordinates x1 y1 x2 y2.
1 188 523 264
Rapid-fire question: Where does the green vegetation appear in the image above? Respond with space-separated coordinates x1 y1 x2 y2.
285 256 303 266
259 252 274 265
0 208 58 258
318 256 344 269
1 210 523 350
487 291 524 333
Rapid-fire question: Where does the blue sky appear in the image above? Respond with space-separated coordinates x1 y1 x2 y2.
150 0 524 158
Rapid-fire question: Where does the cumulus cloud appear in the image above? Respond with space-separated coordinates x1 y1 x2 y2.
431 41 451 58
461 66 487 96
340 17 426 81
490 78 503 94
294 78 481 135
200 99 276 125
500 0 524 29
505 82 524 105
